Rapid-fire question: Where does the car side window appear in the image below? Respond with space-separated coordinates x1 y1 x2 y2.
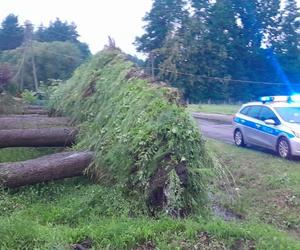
259 107 279 123
240 106 250 115
246 106 262 119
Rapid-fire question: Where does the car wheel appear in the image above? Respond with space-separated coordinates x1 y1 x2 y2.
234 129 245 147
277 137 291 159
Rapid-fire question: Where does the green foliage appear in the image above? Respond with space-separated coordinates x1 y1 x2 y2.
49 49 214 214
21 89 37 104
137 0 300 102
0 14 24 51
34 18 91 59
135 0 187 53
0 41 86 91
35 18 79 43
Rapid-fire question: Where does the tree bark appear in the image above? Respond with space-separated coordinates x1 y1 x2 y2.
22 109 48 115
0 116 71 130
0 151 94 188
0 127 77 148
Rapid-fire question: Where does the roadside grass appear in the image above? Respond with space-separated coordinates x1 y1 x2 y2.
187 104 240 115
0 147 63 163
1 148 300 249
207 139 300 239
1 176 300 250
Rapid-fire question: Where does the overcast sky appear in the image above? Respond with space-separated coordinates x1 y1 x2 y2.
1 0 152 56
1 0 300 56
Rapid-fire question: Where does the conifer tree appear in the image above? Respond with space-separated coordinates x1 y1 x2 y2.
135 0 187 53
0 14 24 51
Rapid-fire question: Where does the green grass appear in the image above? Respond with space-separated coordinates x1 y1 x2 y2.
207 139 300 239
0 147 299 249
1 175 300 249
0 146 67 207
187 104 240 115
0 148 62 163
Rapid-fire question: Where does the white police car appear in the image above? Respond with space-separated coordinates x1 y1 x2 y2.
233 95 300 159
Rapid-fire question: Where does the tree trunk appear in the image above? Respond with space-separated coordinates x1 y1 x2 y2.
0 151 94 188
0 127 77 148
22 109 48 115
0 116 71 130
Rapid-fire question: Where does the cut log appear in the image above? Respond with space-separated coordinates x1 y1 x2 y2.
0 151 94 188
0 114 47 118
0 127 77 148
22 109 48 115
25 105 44 110
0 116 71 130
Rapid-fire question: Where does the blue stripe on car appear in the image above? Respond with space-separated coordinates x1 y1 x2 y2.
234 117 295 139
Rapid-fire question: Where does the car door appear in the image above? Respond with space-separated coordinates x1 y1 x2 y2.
256 107 280 149
242 105 263 146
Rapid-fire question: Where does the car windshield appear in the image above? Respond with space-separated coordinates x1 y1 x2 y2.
275 107 300 123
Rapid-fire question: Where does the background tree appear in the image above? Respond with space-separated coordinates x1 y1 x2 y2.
135 0 188 78
137 0 294 102
0 63 13 91
0 14 24 51
35 18 78 43
35 18 90 59
274 0 300 91
0 41 84 91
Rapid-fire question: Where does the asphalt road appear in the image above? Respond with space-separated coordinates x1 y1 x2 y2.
194 117 234 144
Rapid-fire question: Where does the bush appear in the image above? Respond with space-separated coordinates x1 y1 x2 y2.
21 89 37 104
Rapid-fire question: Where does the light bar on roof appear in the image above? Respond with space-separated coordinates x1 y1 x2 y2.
260 96 274 102
259 96 289 103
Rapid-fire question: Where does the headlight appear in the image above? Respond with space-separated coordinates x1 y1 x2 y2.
292 130 300 138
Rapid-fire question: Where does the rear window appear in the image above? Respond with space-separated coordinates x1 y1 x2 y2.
240 106 250 115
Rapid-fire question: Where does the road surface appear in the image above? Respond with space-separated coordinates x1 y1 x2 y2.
194 117 234 144
194 117 281 157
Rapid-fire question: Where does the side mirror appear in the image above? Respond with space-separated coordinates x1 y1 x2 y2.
264 119 276 125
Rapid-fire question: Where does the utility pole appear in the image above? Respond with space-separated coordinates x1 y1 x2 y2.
24 21 39 92
150 51 155 81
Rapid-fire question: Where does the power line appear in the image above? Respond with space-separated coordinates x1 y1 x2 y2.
149 67 300 86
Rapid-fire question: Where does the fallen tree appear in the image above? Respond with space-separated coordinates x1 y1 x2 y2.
49 48 214 215
0 116 71 130
0 127 77 147
0 151 94 188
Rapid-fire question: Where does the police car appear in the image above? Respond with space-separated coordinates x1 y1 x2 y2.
233 95 300 159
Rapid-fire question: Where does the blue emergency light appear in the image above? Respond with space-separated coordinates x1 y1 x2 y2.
259 96 274 103
289 94 300 102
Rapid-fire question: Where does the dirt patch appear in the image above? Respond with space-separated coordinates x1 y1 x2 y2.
267 191 298 209
70 239 93 250
231 239 256 250
212 204 243 221
191 231 226 249
134 241 155 250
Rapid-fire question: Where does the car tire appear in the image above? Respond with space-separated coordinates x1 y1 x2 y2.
234 129 245 147
277 137 292 159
